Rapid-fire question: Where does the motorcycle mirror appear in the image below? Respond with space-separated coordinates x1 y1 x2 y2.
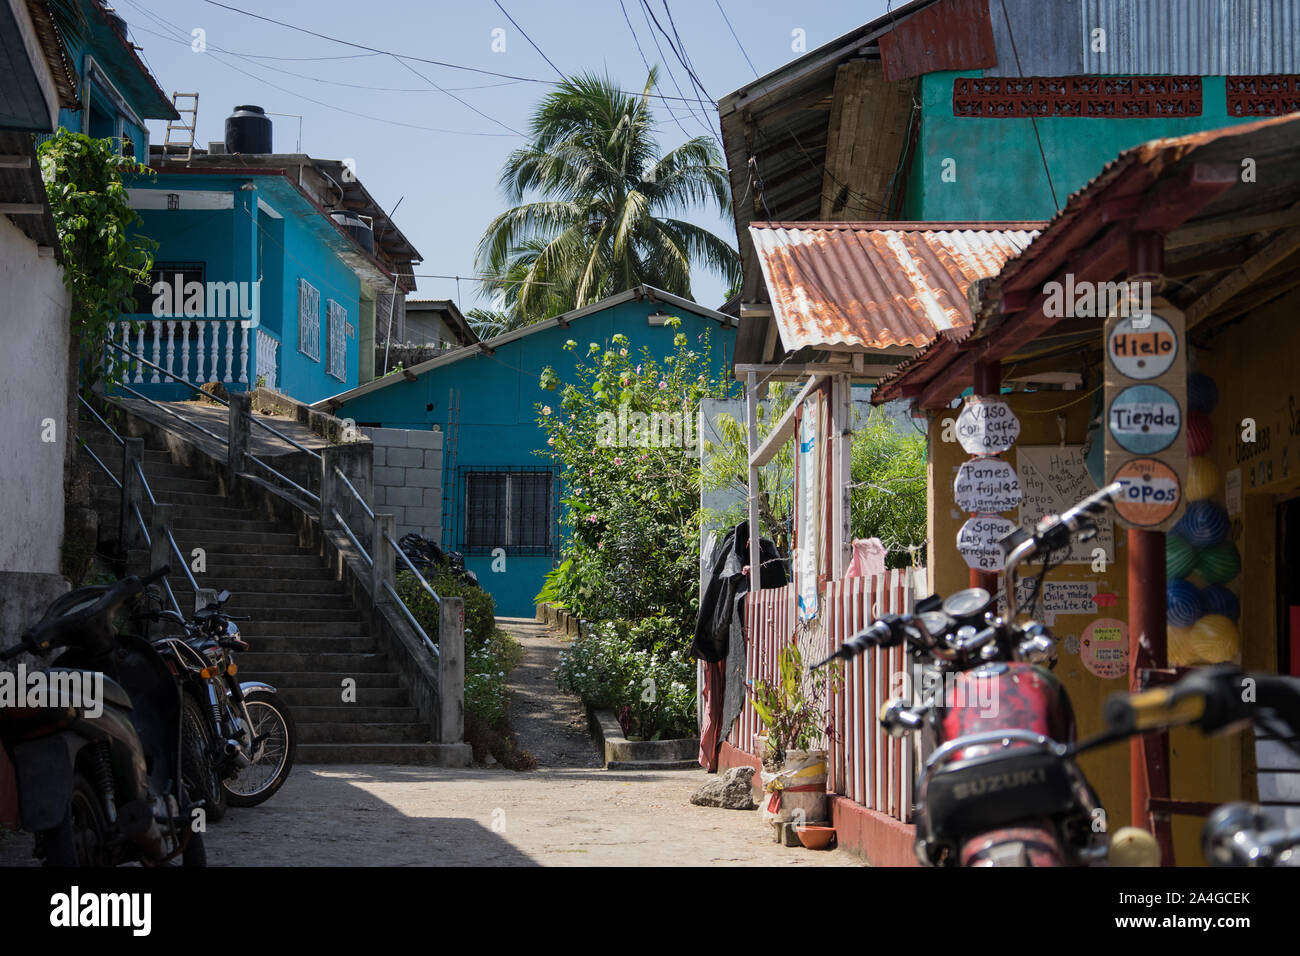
216 590 231 604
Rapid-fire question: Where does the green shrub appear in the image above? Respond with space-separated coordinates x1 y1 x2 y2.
556 619 696 740
396 568 496 644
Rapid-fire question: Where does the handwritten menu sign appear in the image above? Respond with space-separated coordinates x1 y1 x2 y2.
956 397 1021 456
1016 444 1114 563
954 457 1022 514
957 515 1018 571
998 579 1099 624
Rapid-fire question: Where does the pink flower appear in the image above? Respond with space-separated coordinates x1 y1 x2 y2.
586 515 598 523
658 381 667 390
613 456 624 465
636 365 642 374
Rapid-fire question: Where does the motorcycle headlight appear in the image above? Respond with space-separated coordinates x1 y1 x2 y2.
225 620 242 644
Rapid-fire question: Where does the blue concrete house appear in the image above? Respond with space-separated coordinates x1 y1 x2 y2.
316 287 737 617
118 145 420 405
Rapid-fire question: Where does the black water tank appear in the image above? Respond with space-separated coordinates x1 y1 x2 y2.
225 105 272 154
331 211 374 254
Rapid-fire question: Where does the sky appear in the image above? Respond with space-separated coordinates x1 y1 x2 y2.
119 0 893 313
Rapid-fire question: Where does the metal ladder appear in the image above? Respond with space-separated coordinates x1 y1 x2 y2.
163 92 199 160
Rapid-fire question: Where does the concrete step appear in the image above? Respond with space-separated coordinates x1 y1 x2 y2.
191 555 328 572
170 528 301 547
169 515 294 533
239 620 367 637
237 651 391 673
169 577 345 596
249 671 405 689
291 705 419 723
243 635 378 654
169 594 356 615
80 439 172 464
296 743 454 765
276 686 412 707
297 722 429 744
134 475 220 496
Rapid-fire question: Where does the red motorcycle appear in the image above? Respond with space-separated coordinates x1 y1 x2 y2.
814 482 1140 866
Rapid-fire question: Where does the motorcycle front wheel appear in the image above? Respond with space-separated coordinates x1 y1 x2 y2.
222 688 295 807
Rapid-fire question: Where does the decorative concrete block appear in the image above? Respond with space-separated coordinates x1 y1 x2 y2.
422 449 442 469
407 429 440 450
374 466 405 486
387 485 423 507
407 467 440 488
387 447 424 468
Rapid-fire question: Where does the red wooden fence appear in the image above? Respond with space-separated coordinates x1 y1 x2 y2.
736 569 924 824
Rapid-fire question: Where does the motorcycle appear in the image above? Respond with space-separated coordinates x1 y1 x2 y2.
1103 665 1300 867
813 482 1136 866
0 565 205 866
396 532 479 588
140 589 296 820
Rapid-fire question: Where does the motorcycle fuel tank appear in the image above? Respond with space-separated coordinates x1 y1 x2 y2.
940 661 1075 747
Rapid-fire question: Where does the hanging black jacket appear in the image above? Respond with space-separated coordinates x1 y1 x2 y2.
691 521 787 662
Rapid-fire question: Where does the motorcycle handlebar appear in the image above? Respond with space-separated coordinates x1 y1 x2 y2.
1104 668 1300 739
809 617 908 670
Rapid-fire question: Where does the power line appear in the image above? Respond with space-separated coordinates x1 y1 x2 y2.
390 56 524 137
997 0 1060 210
636 0 715 142
618 0 691 139
713 0 758 77
491 0 566 82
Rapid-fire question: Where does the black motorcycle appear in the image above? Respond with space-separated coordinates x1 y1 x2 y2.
142 589 295 820
396 532 479 588
0 565 205 866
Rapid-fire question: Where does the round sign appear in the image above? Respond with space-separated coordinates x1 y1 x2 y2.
1081 617 1128 679
1112 457 1182 527
1107 384 1182 454
1106 312 1179 380
956 515 1018 571
955 398 1021 456
953 457 1022 513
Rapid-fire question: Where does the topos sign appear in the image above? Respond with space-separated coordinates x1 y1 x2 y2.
1104 298 1188 532
954 457 1022 513
957 514 1018 571
956 397 1020 456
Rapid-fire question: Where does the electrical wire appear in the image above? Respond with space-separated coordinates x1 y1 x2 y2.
492 0 566 81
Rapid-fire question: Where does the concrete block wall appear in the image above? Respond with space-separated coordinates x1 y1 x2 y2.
363 426 444 542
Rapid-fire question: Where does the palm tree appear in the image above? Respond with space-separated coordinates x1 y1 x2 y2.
476 68 740 325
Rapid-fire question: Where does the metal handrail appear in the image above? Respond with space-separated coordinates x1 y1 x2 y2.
105 338 229 406
115 381 230 447
383 581 440 659
165 526 201 595
334 466 374 520
78 394 123 445
160 576 183 618
331 508 372 566
388 534 440 607
77 436 121 489
245 454 320 504
134 459 156 506
132 501 151 548
244 413 323 462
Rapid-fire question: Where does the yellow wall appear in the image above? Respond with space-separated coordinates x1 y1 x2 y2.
926 386 1245 863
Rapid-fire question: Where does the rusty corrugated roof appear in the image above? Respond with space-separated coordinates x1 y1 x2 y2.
749 221 1042 352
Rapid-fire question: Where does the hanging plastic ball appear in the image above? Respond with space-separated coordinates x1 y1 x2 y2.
1166 578 1203 627
1186 409 1213 456
1197 541 1242 584
1186 456 1220 500
1173 499 1229 548
1200 584 1241 622
1190 614 1239 664
1166 533 1199 579
1187 372 1219 413
1168 625 1200 667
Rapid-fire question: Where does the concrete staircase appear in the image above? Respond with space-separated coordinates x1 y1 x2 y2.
79 410 445 764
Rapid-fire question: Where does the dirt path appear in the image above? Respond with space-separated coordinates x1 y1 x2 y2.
500 617 602 769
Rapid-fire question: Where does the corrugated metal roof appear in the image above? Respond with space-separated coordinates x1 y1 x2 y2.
749 222 1041 351
1080 0 1300 75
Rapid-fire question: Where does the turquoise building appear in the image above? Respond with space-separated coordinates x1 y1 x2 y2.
318 287 737 617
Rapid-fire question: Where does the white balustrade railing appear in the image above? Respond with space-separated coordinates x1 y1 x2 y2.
109 320 252 387
255 329 279 390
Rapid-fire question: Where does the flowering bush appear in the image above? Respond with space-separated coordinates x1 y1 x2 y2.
555 618 696 740
534 326 734 634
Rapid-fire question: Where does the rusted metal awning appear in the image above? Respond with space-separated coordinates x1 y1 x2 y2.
749 221 1042 353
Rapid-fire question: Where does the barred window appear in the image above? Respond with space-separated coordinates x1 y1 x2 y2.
326 300 347 380
464 471 553 553
298 279 320 360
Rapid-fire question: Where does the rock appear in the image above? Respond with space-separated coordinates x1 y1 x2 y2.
690 766 757 810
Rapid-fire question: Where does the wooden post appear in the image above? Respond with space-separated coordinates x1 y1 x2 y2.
438 595 465 744
227 390 250 480
1127 229 1175 865
373 512 395 600
745 370 762 580
971 360 1001 593
120 437 145 557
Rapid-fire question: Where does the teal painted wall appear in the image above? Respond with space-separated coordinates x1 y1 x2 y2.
125 175 364 404
903 71 1263 221
333 298 737 617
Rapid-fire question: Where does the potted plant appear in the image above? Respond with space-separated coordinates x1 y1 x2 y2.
748 636 840 827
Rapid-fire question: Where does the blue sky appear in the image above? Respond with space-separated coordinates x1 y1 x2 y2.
120 0 891 312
